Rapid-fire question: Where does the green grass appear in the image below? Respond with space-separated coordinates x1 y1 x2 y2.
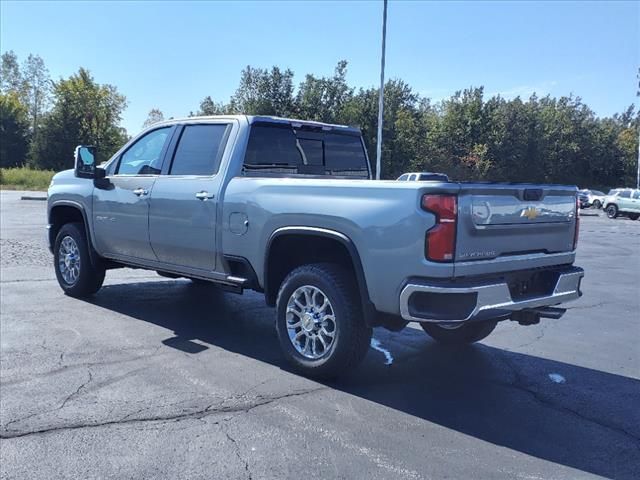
0 167 55 191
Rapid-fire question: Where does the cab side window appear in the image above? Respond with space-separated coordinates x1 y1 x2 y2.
117 127 171 175
618 191 631 199
633 191 640 199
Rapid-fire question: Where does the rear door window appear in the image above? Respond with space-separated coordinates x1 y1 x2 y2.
619 191 631 199
169 124 229 176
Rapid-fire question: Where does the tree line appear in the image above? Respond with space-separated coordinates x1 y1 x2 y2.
1 52 637 189
1 51 127 170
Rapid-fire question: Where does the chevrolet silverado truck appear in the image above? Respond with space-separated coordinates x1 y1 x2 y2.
48 115 584 378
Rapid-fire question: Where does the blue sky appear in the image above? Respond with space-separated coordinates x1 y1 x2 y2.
1 0 637 134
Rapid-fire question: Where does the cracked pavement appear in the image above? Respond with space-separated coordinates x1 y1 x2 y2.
1 190 639 479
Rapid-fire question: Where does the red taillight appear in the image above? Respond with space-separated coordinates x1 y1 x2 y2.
573 196 580 250
422 194 457 262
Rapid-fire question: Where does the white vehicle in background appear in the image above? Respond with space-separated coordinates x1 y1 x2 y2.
397 172 449 182
603 188 640 220
578 189 605 209
586 190 606 209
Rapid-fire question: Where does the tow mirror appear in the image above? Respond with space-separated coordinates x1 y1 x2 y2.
74 145 97 178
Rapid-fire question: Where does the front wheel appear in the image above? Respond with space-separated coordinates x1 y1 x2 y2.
275 263 372 379
606 204 618 219
54 223 105 297
593 199 602 209
420 320 497 345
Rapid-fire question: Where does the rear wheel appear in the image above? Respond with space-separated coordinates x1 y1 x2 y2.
420 320 497 345
54 223 105 297
275 263 372 379
629 213 639 220
606 204 618 219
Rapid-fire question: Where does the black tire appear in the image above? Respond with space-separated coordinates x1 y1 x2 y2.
628 213 640 220
606 204 618 219
54 223 105 297
593 199 602 209
275 263 372 379
420 320 497 345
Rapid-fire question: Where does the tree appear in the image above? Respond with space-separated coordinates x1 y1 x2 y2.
195 96 228 116
296 60 353 122
0 92 30 167
0 51 22 95
21 54 51 139
229 65 295 116
31 68 128 170
142 108 165 128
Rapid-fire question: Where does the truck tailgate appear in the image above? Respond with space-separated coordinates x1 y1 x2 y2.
455 184 577 269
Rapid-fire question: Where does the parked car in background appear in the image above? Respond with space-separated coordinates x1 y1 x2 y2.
603 188 640 220
578 189 606 209
397 172 450 182
578 190 591 209
586 190 606 208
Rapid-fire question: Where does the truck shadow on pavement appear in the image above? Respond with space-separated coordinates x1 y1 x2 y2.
87 279 640 480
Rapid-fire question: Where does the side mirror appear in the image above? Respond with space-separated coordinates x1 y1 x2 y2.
74 145 97 178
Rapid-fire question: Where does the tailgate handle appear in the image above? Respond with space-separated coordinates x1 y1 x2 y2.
523 189 543 201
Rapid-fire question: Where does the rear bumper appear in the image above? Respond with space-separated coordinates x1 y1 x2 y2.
399 266 584 323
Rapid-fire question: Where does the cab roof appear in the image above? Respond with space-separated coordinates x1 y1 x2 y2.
153 114 361 134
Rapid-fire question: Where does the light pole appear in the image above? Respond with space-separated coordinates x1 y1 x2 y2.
375 0 388 180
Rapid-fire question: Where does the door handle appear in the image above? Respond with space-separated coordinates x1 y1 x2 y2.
133 188 148 196
195 191 214 200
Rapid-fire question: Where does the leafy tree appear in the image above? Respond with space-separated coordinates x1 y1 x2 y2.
0 51 22 95
142 108 165 128
21 54 51 139
194 96 228 116
31 68 127 170
296 60 353 122
229 65 295 116
0 92 30 167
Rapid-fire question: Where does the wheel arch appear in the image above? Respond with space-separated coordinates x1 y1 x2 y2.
263 227 376 325
49 201 101 267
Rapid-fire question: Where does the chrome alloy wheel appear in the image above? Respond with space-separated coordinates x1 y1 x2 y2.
286 285 336 359
58 235 81 285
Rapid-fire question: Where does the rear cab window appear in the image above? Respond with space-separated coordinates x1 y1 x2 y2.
242 123 370 179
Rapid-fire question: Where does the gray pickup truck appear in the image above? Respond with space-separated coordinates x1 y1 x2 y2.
48 115 584 378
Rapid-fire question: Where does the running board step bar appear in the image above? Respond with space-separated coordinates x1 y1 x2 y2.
216 275 248 294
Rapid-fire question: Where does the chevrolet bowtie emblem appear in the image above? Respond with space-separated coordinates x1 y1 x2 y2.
521 206 539 220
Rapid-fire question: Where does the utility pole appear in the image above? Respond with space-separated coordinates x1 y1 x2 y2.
375 0 388 180
637 131 639 189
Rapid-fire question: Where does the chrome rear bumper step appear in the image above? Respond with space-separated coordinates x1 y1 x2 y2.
399 267 584 324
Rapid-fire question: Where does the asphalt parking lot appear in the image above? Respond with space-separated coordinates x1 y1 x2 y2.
1 189 639 480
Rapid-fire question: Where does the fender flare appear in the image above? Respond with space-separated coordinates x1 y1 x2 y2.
264 226 376 325
49 200 101 268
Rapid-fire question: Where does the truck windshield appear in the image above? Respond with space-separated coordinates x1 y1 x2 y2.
243 124 370 179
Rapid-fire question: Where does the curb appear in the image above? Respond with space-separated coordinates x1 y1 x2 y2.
20 196 47 201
